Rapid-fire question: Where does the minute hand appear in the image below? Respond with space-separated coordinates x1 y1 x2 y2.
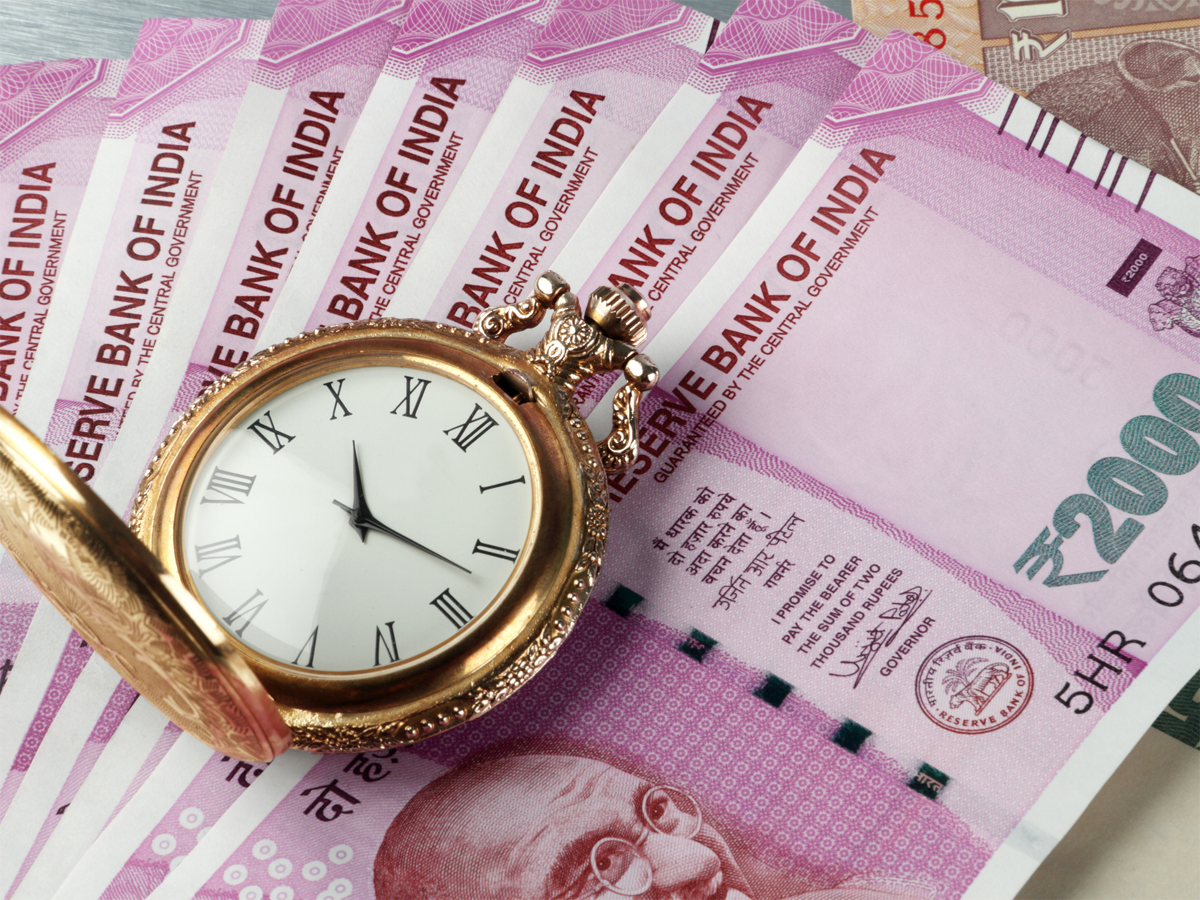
335 501 472 574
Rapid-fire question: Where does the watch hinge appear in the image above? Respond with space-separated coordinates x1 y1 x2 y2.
494 370 536 405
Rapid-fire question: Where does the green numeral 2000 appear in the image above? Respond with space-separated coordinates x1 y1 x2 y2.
1016 373 1200 588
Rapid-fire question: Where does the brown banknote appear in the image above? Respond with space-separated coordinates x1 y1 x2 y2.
849 0 1200 192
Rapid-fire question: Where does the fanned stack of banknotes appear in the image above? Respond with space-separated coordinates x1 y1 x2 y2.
1 0 1198 897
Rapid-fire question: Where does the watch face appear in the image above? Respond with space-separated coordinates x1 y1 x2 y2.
179 364 533 672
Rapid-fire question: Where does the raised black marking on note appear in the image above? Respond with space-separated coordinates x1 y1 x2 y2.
908 762 950 801
1135 171 1156 213
832 719 872 754
1107 156 1128 197
1094 148 1115 190
605 585 644 618
678 629 717 663
1106 238 1161 297
753 673 792 708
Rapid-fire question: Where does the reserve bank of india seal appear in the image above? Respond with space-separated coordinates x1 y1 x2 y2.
915 636 1033 734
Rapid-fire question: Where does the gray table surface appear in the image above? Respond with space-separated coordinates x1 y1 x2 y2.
0 0 793 64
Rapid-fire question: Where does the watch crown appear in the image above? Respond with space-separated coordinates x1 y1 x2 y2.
585 284 651 347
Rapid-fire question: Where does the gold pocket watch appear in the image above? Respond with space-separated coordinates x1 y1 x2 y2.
0 273 657 761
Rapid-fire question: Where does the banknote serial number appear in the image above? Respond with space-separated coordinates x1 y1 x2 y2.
1054 629 1145 715
1054 523 1197 715
1014 373 1200 588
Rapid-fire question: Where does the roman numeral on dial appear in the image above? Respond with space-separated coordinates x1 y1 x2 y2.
374 620 399 666
201 468 256 504
431 589 472 629
324 378 352 419
391 376 431 419
194 536 241 577
444 404 497 451
247 410 294 453
472 540 519 562
293 627 318 668
479 476 525 493
222 589 268 638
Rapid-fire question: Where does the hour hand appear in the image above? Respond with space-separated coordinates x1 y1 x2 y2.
334 444 471 573
332 442 373 543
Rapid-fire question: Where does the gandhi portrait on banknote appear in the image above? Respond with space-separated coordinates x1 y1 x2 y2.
373 751 934 900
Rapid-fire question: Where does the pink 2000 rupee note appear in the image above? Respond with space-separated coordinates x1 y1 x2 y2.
52 0 418 526
0 53 123 741
156 0 412 425
391 0 714 327
260 0 560 346
0 15 264 802
590 29 1200 896
157 32 1199 900
551 0 878 415
0 19 269 893
28 17 269 484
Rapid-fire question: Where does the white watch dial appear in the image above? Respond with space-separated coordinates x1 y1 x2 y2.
180 364 533 672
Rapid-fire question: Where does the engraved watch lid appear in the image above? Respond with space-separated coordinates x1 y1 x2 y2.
0 407 292 762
